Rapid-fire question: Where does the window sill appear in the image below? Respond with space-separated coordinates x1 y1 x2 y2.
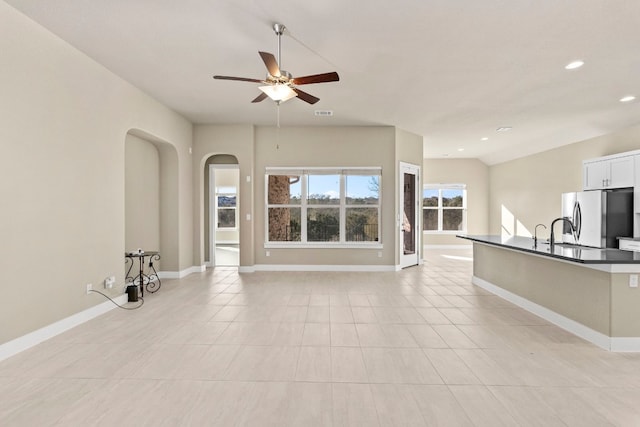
264 242 383 249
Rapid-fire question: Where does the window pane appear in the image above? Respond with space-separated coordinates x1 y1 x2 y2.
423 189 439 207
423 209 438 231
307 175 340 205
217 186 236 194
268 175 301 205
307 208 339 241
443 209 463 230
346 175 379 205
268 207 301 241
442 189 463 207
217 209 236 228
346 208 378 242
217 195 236 208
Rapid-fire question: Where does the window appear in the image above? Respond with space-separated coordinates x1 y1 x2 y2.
216 186 237 229
266 168 381 246
423 184 466 233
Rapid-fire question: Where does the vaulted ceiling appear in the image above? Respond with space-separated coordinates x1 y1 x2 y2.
6 0 640 164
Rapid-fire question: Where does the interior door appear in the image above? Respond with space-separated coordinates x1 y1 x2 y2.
400 162 420 268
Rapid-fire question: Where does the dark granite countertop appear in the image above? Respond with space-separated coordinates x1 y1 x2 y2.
458 235 640 264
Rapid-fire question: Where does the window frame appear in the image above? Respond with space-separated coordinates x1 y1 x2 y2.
422 184 467 234
215 186 238 230
265 167 382 248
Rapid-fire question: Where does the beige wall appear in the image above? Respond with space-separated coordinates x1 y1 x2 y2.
125 134 160 255
254 126 397 266
193 125 422 269
423 159 489 246
489 123 640 240
0 2 193 345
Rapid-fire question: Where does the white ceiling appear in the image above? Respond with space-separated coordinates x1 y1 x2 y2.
6 0 640 164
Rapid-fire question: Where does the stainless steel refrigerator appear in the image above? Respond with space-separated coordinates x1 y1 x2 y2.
561 188 633 248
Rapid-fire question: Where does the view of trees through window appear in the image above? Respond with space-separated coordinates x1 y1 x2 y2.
267 170 380 244
216 188 237 228
423 186 466 232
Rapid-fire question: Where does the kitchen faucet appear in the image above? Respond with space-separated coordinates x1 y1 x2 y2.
550 217 576 247
533 223 547 248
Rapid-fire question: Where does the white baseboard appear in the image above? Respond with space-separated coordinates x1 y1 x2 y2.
424 245 472 249
471 276 640 352
251 264 397 272
611 338 640 352
0 293 128 362
158 265 205 279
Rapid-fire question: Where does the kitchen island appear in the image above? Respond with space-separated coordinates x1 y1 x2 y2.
458 235 640 351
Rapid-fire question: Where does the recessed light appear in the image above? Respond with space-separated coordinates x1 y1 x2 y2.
496 127 512 132
457 148 464 152
565 60 584 70
481 137 489 141
620 95 636 103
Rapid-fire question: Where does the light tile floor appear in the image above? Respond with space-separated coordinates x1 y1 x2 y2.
214 244 239 267
2 249 640 425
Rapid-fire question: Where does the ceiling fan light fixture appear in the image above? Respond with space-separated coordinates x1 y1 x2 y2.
259 84 298 103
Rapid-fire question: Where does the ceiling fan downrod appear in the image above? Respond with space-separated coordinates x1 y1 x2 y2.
273 23 285 73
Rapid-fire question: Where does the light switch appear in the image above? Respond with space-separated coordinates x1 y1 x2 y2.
246 213 251 221
630 274 638 288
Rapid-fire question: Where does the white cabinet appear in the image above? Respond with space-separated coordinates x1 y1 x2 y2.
583 160 608 190
583 155 634 190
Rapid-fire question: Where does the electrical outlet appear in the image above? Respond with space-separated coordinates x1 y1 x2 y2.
630 275 638 288
104 276 115 289
266 251 270 257
377 251 382 258
86 283 92 294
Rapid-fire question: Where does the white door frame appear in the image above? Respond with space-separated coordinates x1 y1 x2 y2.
208 164 240 267
399 161 421 268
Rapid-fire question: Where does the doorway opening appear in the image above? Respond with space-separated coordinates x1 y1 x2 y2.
207 158 240 267
400 162 420 268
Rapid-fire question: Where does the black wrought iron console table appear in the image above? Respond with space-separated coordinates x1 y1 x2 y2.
125 251 161 297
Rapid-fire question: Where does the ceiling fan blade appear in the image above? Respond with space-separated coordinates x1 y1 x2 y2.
251 92 268 103
258 51 281 77
213 75 265 83
292 88 320 105
291 72 340 85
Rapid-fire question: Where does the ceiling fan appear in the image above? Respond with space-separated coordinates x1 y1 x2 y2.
213 23 339 105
